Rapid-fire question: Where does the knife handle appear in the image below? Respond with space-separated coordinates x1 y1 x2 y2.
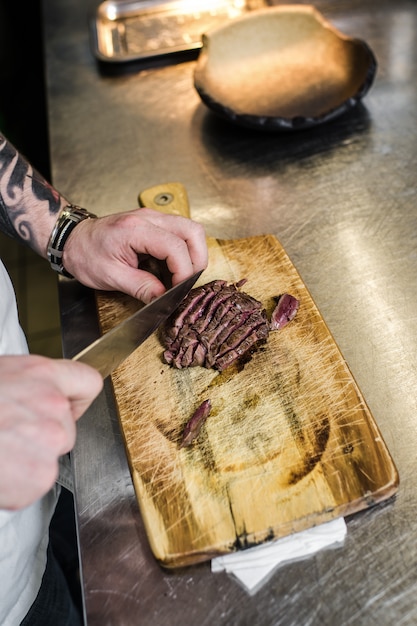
138 182 191 218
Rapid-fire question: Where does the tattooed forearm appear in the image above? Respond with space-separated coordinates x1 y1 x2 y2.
0 134 63 253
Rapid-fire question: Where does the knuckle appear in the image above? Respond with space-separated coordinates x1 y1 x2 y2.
193 222 205 238
169 236 188 254
43 415 75 451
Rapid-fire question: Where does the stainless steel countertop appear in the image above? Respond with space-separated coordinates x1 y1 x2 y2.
43 0 417 623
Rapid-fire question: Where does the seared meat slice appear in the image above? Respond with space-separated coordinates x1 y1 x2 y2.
179 399 212 448
270 293 300 330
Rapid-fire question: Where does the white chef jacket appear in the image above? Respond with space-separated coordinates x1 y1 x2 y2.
0 258 60 626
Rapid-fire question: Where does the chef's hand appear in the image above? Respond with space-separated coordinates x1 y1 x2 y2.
62 208 208 303
0 355 103 510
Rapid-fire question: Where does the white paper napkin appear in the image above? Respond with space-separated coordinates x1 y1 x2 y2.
211 517 347 594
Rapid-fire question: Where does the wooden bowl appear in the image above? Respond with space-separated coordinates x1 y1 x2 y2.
193 5 377 131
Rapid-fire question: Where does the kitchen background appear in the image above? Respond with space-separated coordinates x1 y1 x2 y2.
0 0 62 358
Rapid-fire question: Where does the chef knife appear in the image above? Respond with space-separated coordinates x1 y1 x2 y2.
72 270 202 378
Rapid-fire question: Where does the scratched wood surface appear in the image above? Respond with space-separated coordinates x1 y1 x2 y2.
95 233 398 568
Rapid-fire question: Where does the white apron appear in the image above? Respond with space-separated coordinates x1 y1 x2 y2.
0 259 59 625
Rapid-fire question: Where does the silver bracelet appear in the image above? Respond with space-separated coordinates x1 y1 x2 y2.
47 204 97 277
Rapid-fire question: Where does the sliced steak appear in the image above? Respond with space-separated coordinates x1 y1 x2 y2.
161 279 299 372
161 279 269 371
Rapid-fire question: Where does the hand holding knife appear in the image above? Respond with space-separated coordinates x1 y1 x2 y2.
72 183 204 378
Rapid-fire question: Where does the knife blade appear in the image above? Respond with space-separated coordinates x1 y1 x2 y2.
72 270 202 378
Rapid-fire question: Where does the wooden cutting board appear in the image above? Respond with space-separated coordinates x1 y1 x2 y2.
95 184 398 568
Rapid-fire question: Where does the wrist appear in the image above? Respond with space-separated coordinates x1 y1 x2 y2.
47 204 97 278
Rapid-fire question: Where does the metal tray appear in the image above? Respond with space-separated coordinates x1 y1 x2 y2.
90 0 269 63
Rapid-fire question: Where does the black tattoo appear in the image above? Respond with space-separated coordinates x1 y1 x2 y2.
0 134 62 249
